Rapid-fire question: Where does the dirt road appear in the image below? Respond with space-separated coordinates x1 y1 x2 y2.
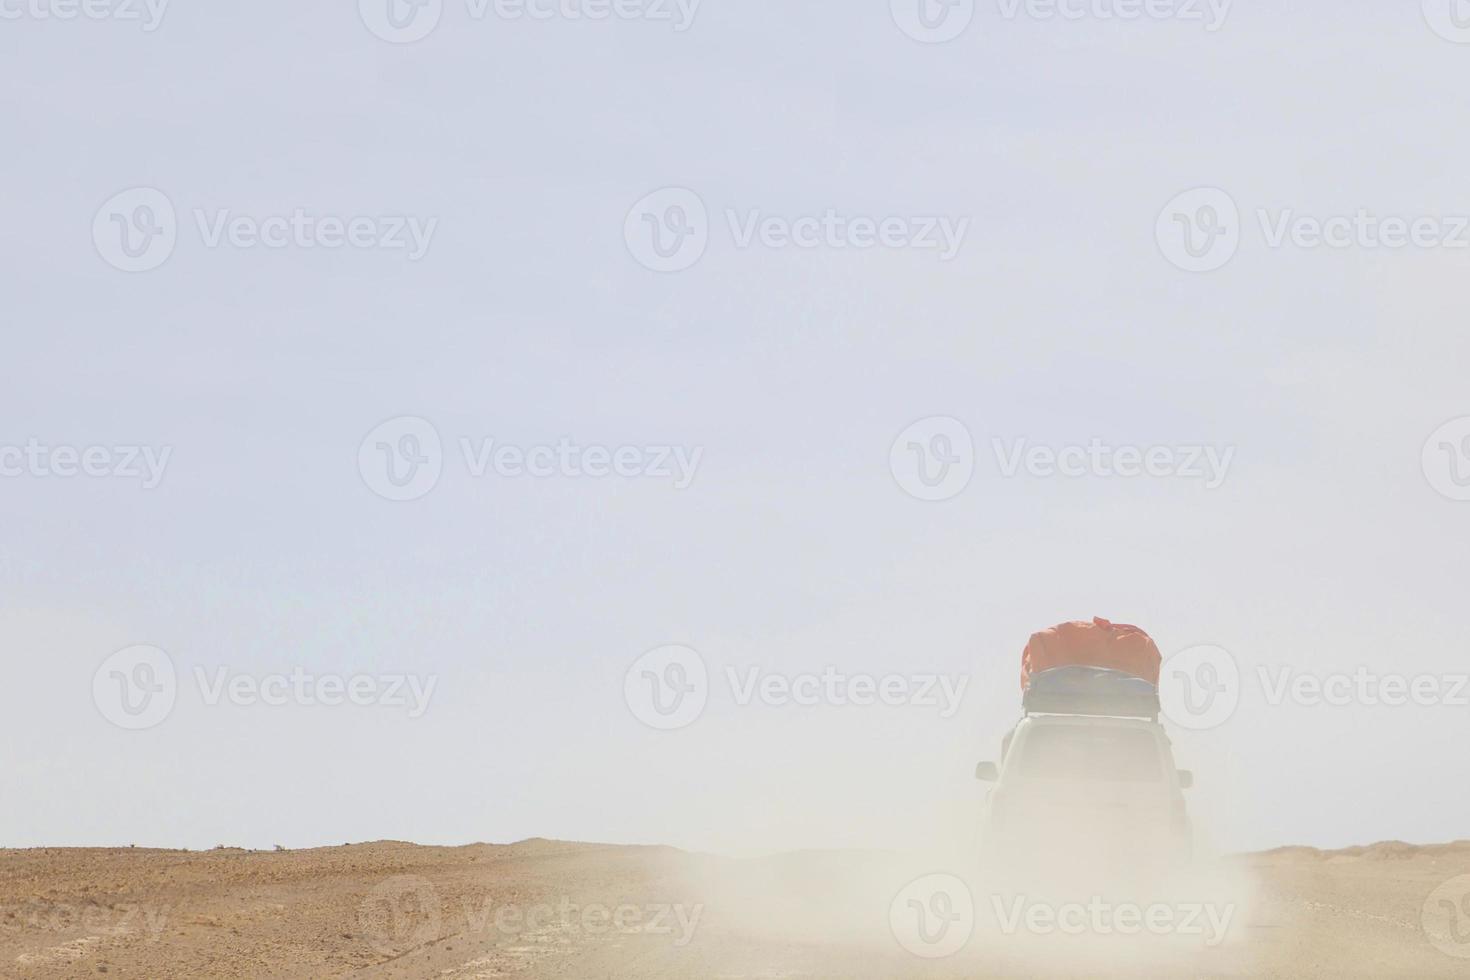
3 839 1467 978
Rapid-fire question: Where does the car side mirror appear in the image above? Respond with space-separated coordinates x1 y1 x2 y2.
974 762 999 782
1178 770 1194 789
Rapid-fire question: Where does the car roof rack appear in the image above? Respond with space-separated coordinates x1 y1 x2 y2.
1022 689 1161 722
1021 665 1161 721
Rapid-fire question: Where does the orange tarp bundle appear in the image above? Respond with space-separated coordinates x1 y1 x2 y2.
1020 617 1162 691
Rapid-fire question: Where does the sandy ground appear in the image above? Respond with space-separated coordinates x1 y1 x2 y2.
2 838 1468 978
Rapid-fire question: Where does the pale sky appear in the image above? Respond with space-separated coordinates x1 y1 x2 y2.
3 1 1470 857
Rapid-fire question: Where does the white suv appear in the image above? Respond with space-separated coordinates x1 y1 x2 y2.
975 713 1194 873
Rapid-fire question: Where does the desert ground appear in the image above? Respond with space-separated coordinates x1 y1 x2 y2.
2 838 1468 978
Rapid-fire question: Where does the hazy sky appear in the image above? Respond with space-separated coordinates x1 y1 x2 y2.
4 1 1470 857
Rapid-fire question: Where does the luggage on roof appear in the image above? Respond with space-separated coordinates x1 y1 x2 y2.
1020 617 1162 692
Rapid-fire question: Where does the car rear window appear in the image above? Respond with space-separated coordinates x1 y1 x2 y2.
1015 726 1164 782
